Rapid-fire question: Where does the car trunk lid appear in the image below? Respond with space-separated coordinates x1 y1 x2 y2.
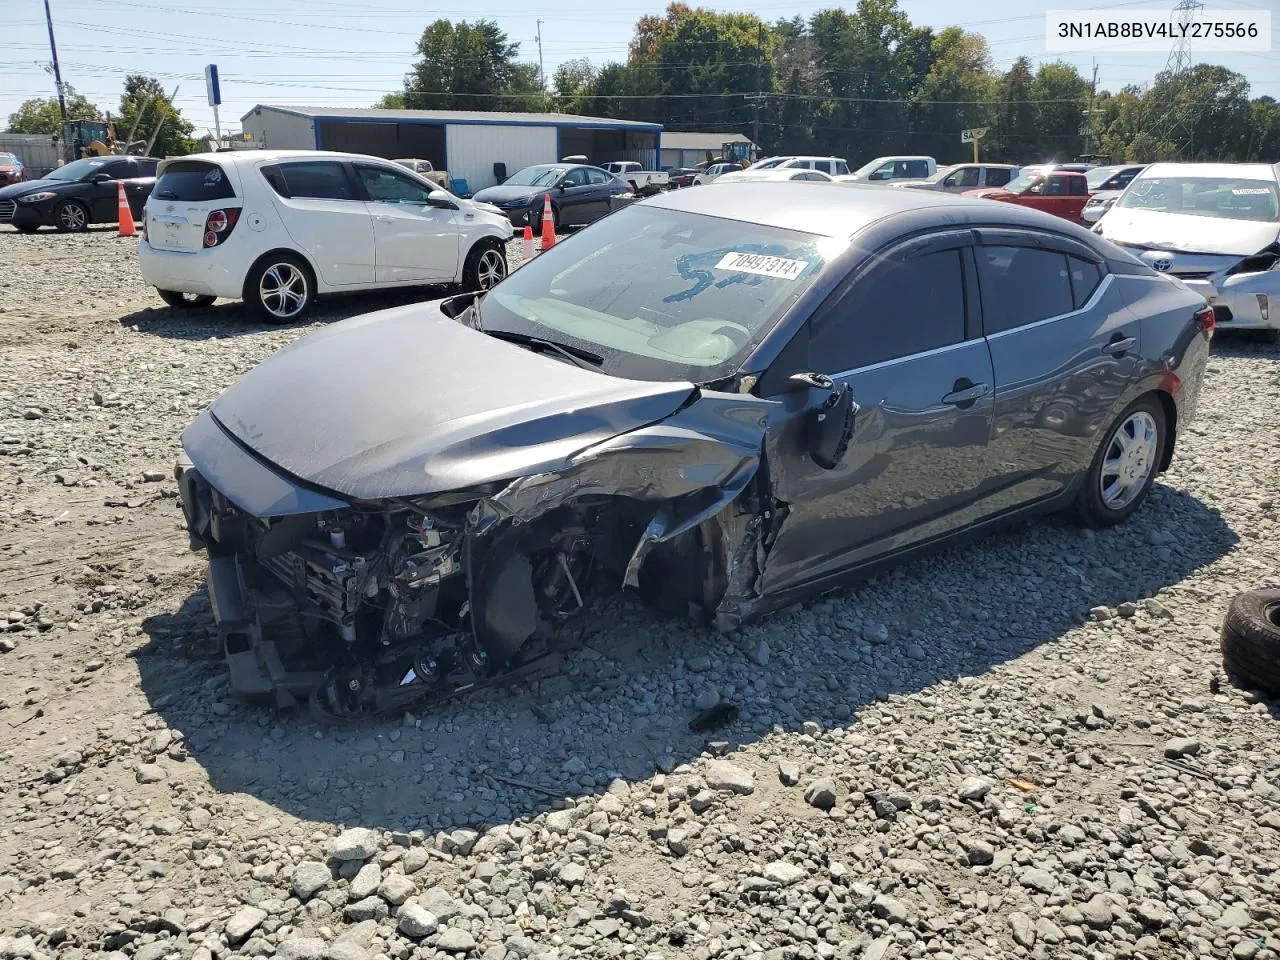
146 158 239 253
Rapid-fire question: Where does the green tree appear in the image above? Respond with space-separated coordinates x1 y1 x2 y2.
991 57 1036 163
1031 62 1089 161
554 59 599 115
400 19 540 112
909 28 992 163
6 90 101 134
118 74 194 157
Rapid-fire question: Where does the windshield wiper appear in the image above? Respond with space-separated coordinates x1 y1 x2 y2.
483 329 604 370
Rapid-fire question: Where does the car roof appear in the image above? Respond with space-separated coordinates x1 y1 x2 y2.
1139 161 1280 181
644 180 1098 240
159 149 404 171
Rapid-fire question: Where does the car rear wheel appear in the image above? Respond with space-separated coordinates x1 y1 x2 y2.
462 242 507 292
54 200 89 233
246 254 313 324
1075 396 1165 527
157 289 216 309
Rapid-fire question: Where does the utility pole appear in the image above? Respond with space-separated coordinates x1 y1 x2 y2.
751 22 765 150
43 0 68 129
1084 59 1098 158
535 20 545 90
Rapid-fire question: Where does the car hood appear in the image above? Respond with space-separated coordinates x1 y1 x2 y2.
471 185 542 205
965 188 1011 199
199 302 697 501
1097 207 1280 256
0 178 67 198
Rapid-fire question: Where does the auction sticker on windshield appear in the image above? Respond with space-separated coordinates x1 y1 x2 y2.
715 252 809 279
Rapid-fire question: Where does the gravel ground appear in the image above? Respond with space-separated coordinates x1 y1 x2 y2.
2 225 1279 960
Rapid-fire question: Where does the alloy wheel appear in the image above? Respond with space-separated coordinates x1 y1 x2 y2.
259 263 308 319
59 203 86 230
1099 410 1158 510
476 248 506 290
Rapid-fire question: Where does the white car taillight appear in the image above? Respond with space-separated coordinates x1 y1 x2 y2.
203 208 241 248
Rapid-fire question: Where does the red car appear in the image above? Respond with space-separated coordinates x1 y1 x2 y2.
0 153 28 187
965 169 1091 222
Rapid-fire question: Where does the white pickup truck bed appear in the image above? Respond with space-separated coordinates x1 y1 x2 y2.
601 162 669 195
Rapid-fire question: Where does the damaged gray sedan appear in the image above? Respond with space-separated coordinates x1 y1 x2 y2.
177 183 1213 716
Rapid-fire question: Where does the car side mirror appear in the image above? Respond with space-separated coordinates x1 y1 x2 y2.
788 372 858 470
89 173 110 183
426 190 458 210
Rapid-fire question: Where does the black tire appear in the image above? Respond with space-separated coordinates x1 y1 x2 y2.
15 224 39 234
53 200 89 233
157 289 216 309
461 241 508 292
244 253 313 324
1074 395 1166 527
1221 590 1280 697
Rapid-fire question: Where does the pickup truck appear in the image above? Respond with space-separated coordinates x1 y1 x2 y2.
393 158 450 190
600 161 669 196
965 169 1092 222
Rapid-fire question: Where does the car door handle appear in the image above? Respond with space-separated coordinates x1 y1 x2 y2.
942 382 991 406
375 215 395 223
1102 335 1136 356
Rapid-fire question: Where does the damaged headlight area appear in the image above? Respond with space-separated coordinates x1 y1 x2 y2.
177 462 740 720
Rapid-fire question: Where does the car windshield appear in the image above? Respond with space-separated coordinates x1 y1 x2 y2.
850 158 891 179
46 157 112 181
1003 172 1043 195
1086 166 1122 189
1116 176 1280 222
0 153 19 165
752 157 786 169
480 205 836 383
504 165 565 187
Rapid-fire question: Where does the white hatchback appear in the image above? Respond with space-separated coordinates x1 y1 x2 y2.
137 150 514 322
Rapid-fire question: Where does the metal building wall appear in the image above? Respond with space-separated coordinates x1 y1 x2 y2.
444 124 558 191
242 108 315 150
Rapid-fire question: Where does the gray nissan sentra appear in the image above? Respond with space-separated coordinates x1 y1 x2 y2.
175 182 1213 717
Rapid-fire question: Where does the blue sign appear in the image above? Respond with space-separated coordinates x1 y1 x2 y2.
204 64 221 107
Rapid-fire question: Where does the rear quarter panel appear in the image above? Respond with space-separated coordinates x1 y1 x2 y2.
1117 273 1212 452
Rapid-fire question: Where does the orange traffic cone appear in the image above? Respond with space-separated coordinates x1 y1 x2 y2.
116 182 137 237
539 193 556 250
521 224 535 262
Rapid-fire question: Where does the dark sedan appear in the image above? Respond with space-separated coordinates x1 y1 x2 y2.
0 152 27 187
0 155 158 232
174 184 1211 717
667 167 701 188
471 162 630 231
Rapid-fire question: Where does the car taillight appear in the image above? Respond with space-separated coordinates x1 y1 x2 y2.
1194 304 1215 337
203 207 240 247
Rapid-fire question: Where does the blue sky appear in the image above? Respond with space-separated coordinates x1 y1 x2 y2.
3 0 1276 140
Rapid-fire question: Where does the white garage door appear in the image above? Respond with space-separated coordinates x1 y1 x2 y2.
445 124 559 192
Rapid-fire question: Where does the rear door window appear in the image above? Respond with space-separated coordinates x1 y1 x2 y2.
984 167 1013 188
978 246 1074 334
814 160 832 174
587 168 611 185
152 160 236 202
275 161 358 200
1068 256 1103 308
905 160 930 178
834 160 850 175
1068 176 1088 196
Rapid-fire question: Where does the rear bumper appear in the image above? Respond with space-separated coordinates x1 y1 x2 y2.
137 240 247 300
1178 275 1280 332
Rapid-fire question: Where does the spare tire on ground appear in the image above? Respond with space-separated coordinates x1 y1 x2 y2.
1221 589 1280 698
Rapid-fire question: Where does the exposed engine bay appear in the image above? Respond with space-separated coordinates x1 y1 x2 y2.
178 464 733 719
